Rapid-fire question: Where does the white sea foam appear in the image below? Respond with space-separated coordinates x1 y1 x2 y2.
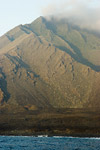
88 137 100 140
37 135 48 137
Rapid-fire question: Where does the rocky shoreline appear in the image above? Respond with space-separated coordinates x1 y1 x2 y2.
0 108 100 137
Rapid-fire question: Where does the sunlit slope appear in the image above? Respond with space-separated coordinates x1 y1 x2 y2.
0 16 100 109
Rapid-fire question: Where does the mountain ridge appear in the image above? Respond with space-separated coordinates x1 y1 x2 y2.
0 16 100 110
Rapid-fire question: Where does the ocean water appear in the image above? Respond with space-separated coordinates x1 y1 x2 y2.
0 136 100 150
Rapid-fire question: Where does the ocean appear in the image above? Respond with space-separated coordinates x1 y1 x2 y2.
0 136 100 150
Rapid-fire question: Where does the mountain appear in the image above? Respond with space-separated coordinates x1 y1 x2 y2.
0 16 100 111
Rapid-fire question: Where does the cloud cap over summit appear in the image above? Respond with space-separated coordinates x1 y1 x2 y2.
42 0 100 31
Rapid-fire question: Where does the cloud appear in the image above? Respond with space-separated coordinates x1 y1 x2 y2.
42 0 100 31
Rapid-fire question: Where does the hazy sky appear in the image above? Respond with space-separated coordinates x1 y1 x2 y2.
0 0 52 36
0 0 100 36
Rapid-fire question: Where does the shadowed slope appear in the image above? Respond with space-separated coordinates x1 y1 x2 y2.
28 17 100 70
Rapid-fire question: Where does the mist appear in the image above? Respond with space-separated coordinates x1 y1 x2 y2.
42 0 100 31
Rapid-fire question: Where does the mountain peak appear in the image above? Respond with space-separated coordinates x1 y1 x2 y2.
0 16 100 109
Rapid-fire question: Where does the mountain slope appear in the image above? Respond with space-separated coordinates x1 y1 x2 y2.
0 16 100 109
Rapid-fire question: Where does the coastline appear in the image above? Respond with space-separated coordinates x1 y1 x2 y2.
0 108 100 138
0 134 100 138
